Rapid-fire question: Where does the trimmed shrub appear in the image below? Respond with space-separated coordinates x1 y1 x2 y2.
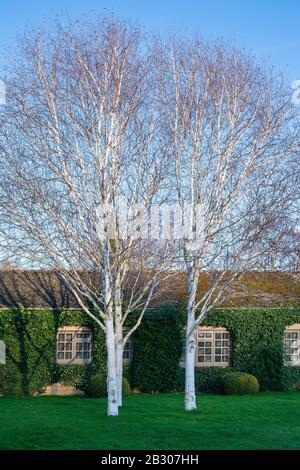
86 374 131 398
223 372 259 395
86 373 106 398
122 377 131 396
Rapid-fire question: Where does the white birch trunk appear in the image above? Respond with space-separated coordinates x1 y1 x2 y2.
105 318 119 416
185 266 198 411
114 272 123 407
185 318 197 411
116 341 123 407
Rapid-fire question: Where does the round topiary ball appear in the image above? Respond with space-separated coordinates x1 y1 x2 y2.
87 374 131 398
122 377 131 396
86 373 106 398
223 372 259 395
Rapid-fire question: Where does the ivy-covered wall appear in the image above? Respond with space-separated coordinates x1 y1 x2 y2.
0 308 106 396
1 306 300 396
202 307 300 391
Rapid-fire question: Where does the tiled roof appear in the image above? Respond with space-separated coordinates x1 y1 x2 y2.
0 269 299 309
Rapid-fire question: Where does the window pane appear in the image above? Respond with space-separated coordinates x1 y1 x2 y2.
57 328 92 364
284 330 300 366
197 328 230 366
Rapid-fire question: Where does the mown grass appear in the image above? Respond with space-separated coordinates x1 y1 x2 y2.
0 392 300 450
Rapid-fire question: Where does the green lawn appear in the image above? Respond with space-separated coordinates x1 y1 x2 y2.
0 392 300 450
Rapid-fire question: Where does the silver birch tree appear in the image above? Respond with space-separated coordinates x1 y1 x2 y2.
0 18 172 415
156 37 299 410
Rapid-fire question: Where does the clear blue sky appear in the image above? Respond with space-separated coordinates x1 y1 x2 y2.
0 0 300 82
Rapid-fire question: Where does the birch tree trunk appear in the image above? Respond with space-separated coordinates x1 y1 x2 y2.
114 271 123 407
185 266 198 411
115 339 123 407
105 318 119 416
185 323 196 411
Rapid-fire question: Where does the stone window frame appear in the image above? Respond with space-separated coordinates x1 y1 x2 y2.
196 326 231 367
284 324 300 366
56 326 92 365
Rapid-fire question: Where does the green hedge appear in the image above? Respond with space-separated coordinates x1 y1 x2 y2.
194 367 234 393
1 305 300 396
129 306 184 392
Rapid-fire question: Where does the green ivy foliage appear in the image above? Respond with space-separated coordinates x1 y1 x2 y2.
130 305 300 393
86 374 131 398
129 306 185 393
194 367 234 393
203 307 300 391
86 373 107 398
0 308 106 396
